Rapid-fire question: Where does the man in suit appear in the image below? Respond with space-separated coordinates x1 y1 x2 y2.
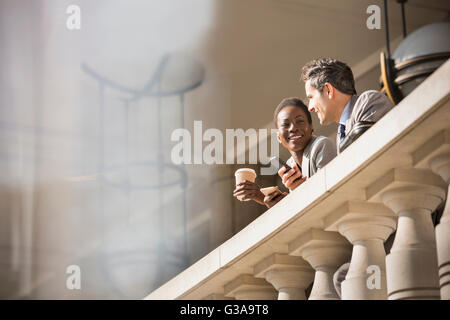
301 58 394 154
300 58 394 298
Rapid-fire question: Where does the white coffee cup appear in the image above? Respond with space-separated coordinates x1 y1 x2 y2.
234 168 257 201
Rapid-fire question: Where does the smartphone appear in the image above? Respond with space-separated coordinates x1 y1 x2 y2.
269 156 292 172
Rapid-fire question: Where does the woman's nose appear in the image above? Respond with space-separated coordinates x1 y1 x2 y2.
289 123 298 131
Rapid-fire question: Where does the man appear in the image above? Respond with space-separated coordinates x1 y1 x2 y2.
301 58 394 153
300 58 394 298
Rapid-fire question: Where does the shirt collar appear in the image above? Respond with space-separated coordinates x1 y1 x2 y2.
339 99 352 126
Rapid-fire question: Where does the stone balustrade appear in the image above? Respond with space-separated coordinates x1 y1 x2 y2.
145 60 450 300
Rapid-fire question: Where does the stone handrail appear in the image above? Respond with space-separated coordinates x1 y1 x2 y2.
145 59 450 300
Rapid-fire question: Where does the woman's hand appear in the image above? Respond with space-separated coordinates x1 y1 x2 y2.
263 189 288 208
233 180 265 205
278 164 307 191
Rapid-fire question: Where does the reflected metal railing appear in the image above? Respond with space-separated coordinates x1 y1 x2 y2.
82 53 204 297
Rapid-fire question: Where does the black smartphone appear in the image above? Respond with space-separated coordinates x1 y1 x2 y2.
269 156 292 172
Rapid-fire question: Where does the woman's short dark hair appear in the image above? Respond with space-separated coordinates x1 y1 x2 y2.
301 58 357 95
274 97 312 127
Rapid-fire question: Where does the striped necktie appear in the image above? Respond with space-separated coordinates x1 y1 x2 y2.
338 123 346 141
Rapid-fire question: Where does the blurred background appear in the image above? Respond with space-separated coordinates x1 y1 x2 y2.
0 0 449 299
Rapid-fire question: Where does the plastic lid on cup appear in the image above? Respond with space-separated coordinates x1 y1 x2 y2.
234 168 257 177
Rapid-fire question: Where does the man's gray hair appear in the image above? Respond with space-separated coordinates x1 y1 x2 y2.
301 58 357 95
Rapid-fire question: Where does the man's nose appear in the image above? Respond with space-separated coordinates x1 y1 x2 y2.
308 104 314 112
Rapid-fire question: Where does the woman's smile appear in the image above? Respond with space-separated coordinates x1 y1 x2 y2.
288 133 304 141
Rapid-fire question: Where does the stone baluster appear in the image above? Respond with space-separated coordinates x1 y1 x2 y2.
223 274 278 300
367 168 446 299
413 129 450 300
324 201 396 299
254 253 314 300
288 229 351 300
429 152 450 299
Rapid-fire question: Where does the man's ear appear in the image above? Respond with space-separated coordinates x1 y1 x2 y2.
276 132 282 143
324 82 334 99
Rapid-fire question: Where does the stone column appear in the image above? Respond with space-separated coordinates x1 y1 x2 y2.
288 229 351 300
223 274 278 300
413 129 450 299
324 201 396 299
254 254 314 300
429 152 450 299
368 168 446 299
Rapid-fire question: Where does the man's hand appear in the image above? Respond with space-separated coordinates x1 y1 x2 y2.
263 189 288 208
278 164 307 191
233 180 265 205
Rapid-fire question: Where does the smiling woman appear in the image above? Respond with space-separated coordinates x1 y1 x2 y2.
233 97 337 209
274 97 336 187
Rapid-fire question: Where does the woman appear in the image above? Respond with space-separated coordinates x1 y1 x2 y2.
233 97 336 207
